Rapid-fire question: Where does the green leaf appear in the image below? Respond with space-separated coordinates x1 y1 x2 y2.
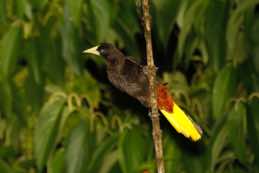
0 81 12 117
164 134 183 173
0 24 21 79
48 149 65 173
64 0 83 27
30 0 48 9
205 0 229 70
177 0 207 58
99 151 120 173
65 114 116 173
67 72 101 108
0 146 18 159
65 121 89 173
111 0 140 55
88 135 117 172
153 0 181 46
0 160 11 173
84 0 112 42
36 22 65 83
248 13 259 74
227 0 259 61
24 39 43 84
61 20 81 74
118 128 151 173
212 65 237 119
25 71 44 112
163 71 189 98
227 102 247 164
34 94 66 172
62 0 84 74
0 0 6 23
15 0 26 19
247 98 259 168
211 126 228 172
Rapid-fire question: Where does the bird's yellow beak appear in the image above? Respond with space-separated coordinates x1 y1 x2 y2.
83 46 100 56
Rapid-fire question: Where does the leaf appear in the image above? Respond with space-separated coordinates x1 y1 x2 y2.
48 149 65 173
64 0 83 27
204 0 229 70
118 128 151 173
152 0 181 46
248 13 259 74
88 135 117 172
227 102 247 164
212 65 237 119
0 160 11 173
163 71 189 94
99 151 119 173
67 72 101 108
62 0 84 74
24 39 43 84
226 0 259 61
15 0 26 19
85 0 112 42
163 134 183 173
34 94 66 172
202 106 229 172
30 0 48 9
111 0 140 55
0 81 12 117
211 126 228 172
0 146 18 159
65 121 89 173
61 20 81 74
25 71 44 112
37 22 65 83
0 0 6 23
65 114 116 173
0 24 21 79
177 0 206 58
247 98 259 168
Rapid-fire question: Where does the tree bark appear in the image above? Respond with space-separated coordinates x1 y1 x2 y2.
141 0 165 173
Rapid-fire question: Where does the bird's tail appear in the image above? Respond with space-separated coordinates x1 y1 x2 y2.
156 84 202 141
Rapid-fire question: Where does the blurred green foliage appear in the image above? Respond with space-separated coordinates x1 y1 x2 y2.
0 0 259 173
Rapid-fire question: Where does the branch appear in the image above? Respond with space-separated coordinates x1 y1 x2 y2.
141 0 165 173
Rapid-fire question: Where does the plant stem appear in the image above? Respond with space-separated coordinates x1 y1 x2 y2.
141 0 165 173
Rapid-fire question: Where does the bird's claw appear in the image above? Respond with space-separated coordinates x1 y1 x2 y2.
148 111 152 117
143 65 158 75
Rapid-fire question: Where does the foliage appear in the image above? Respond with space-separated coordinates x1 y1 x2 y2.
0 0 259 173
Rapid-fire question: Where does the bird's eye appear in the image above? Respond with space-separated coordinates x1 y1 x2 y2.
99 48 106 54
97 46 108 56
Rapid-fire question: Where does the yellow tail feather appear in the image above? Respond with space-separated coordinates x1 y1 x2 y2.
160 103 202 141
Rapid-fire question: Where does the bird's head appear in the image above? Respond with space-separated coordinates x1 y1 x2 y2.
83 43 117 58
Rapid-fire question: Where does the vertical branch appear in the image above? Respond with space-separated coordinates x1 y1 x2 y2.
141 0 165 173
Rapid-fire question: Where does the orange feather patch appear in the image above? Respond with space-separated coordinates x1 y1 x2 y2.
156 84 174 113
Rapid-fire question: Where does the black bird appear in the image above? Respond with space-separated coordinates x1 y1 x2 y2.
84 43 202 141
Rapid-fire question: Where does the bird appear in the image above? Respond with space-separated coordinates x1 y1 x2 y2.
84 43 202 141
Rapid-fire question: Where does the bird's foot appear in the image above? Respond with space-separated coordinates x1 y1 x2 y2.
143 65 158 75
148 111 152 117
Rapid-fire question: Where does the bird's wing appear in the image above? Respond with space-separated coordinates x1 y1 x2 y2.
120 58 149 92
122 58 144 79
160 103 202 141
